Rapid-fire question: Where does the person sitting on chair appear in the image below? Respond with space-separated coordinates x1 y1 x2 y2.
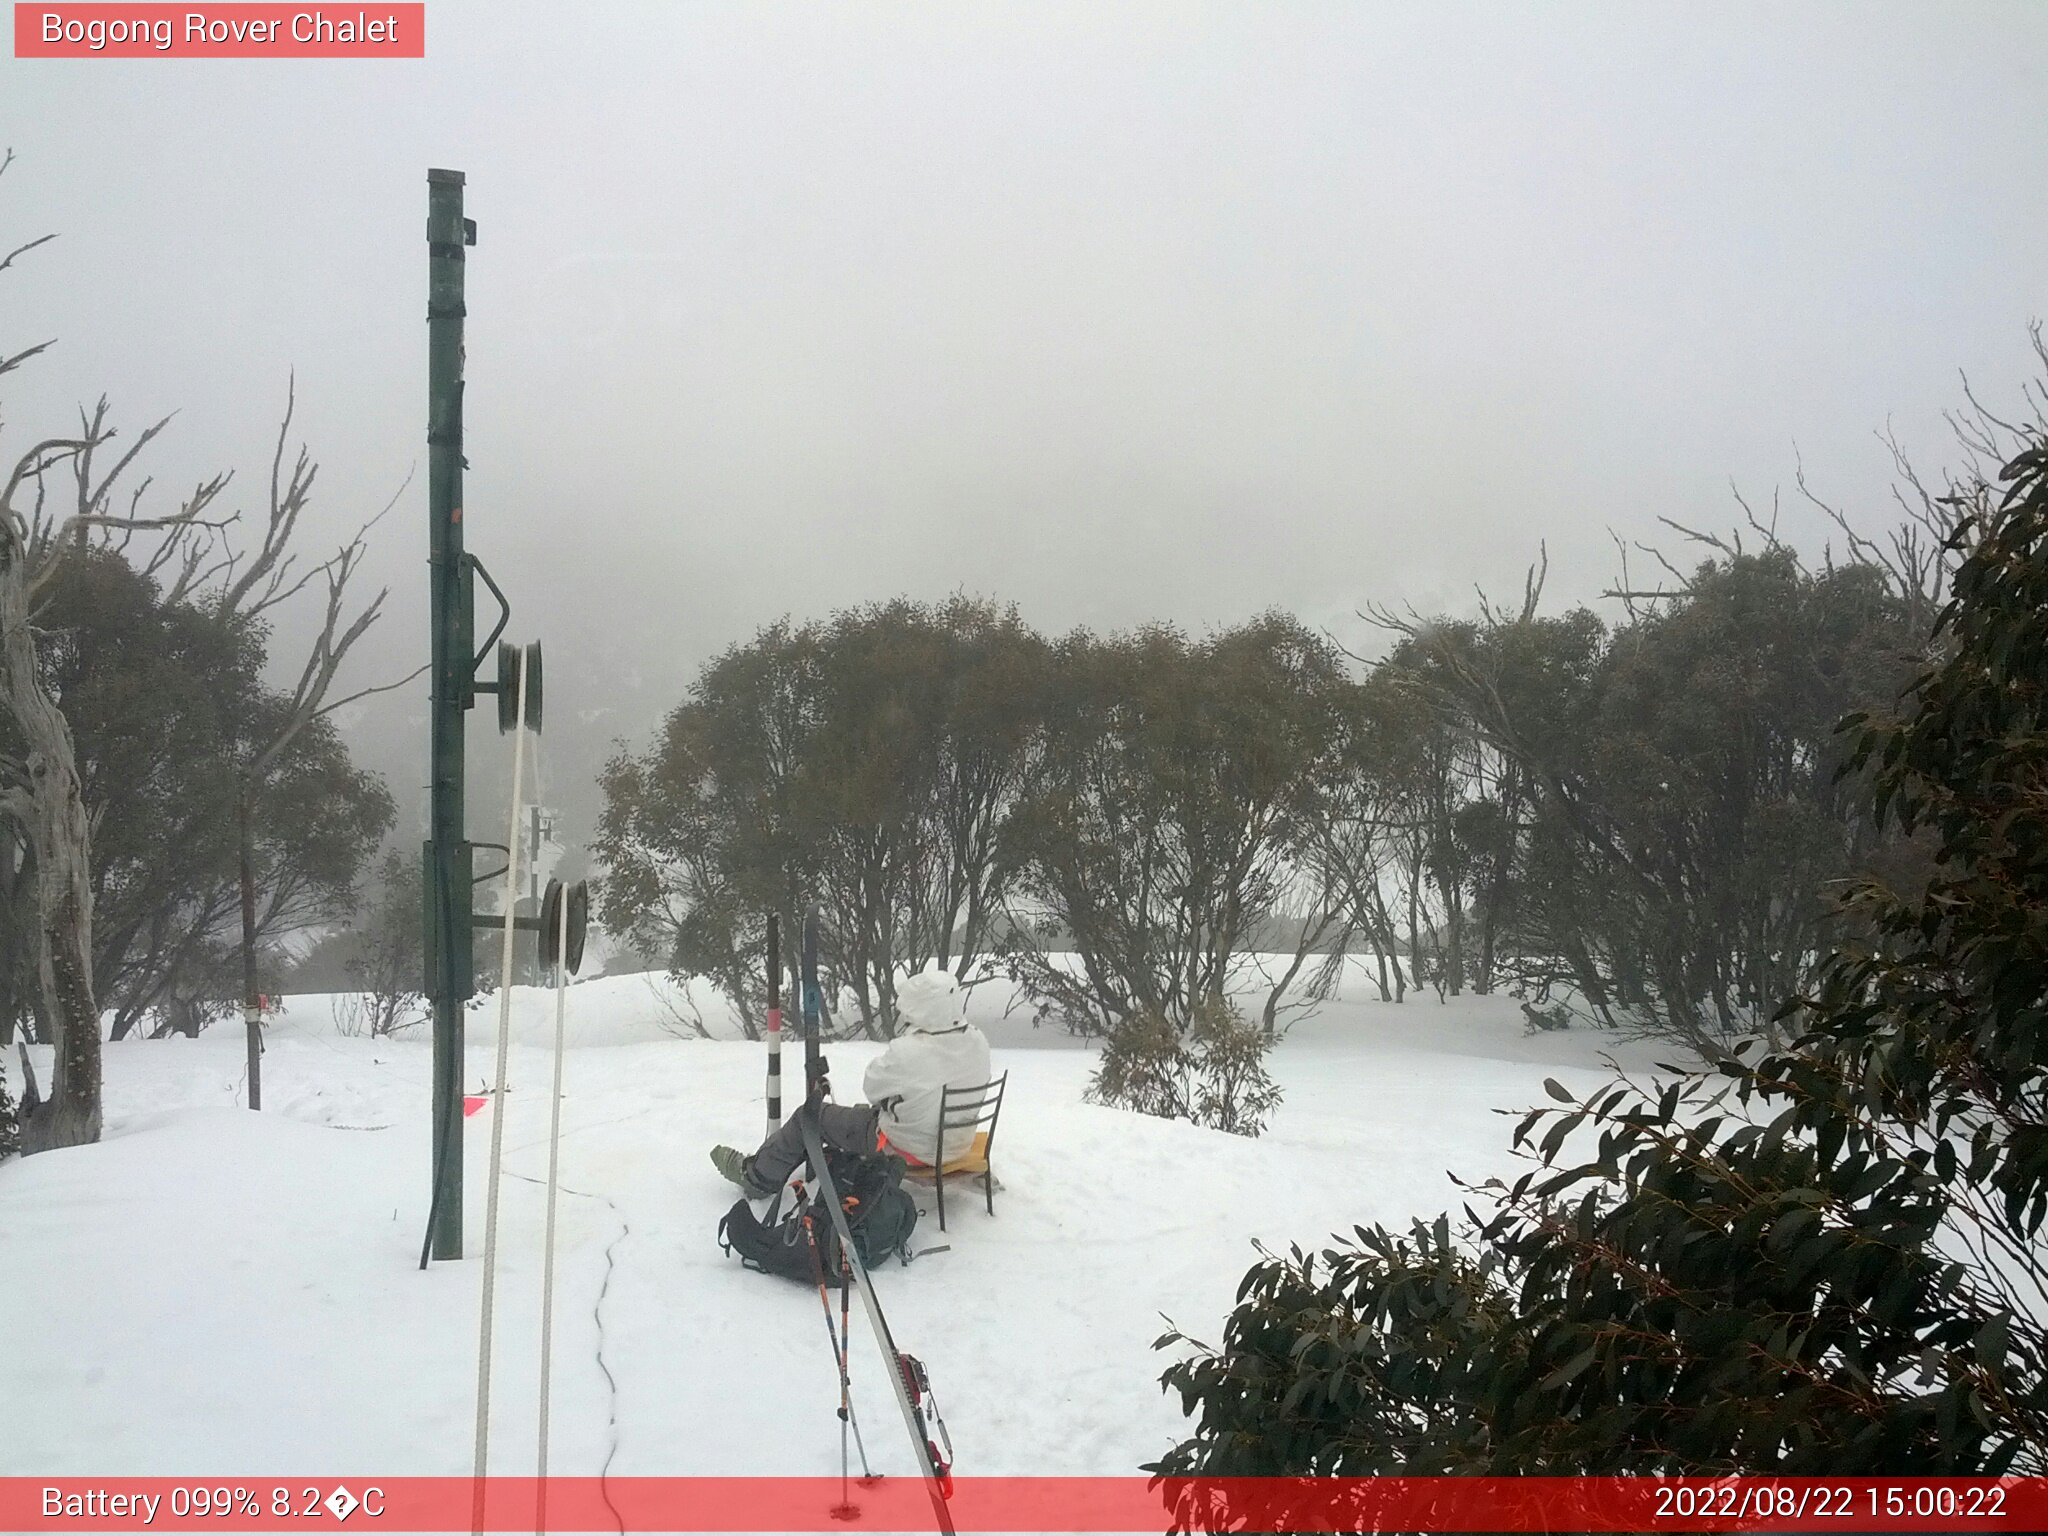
711 965 992 1200
863 966 992 1170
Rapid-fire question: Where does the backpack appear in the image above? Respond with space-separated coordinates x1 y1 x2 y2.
718 1146 923 1284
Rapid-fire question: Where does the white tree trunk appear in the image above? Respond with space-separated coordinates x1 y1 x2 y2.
1 564 101 1152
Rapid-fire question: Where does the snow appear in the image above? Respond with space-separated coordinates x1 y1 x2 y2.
1 965 1676 1484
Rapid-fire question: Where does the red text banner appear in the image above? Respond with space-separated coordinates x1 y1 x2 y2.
3 1476 2045 1532
14 5 424 58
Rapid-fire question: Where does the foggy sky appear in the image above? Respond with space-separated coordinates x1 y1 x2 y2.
4 1 2046 843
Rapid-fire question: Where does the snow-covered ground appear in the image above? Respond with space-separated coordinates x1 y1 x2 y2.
2 964 1674 1482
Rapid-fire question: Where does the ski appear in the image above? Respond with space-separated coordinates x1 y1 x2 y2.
799 905 956 1536
800 904 825 1100
797 1112 956 1535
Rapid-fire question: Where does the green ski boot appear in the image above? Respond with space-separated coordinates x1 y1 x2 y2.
710 1144 751 1188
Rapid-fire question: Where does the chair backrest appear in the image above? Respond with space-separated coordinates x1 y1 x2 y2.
939 1072 1007 1133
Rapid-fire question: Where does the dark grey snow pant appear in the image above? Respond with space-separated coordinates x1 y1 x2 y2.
740 1102 879 1200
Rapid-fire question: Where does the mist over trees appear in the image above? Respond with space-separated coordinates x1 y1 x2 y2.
598 511 1939 1065
1150 403 2048 1497
5 126 2023 1166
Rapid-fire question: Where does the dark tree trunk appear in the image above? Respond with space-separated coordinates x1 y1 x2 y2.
239 782 262 1110
0 830 26 1047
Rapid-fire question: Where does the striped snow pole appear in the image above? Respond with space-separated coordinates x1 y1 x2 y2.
765 913 783 1134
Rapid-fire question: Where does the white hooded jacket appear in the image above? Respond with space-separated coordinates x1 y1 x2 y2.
863 969 993 1166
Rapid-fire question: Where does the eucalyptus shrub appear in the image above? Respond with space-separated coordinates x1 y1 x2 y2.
1089 996 1282 1137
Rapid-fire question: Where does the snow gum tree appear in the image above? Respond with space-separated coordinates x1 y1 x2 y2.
597 597 1049 1037
0 152 228 1149
1003 613 1347 1038
0 548 391 1043
804 598 1050 1033
1376 544 1920 1052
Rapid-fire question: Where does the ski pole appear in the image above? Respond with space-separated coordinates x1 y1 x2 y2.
840 1244 872 1483
801 1205 870 1518
536 885 572 1536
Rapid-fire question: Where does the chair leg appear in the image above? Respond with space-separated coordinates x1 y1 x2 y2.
936 1163 947 1233
985 1163 994 1217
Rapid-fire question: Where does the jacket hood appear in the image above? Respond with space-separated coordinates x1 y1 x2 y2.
896 968 964 1034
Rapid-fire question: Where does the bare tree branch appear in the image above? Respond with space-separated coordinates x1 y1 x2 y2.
67 400 176 529
1602 530 1690 619
32 470 232 601
0 231 56 276
1659 513 1741 561
211 380 313 618
0 339 56 380
308 661 429 723
2 437 93 539
1636 535 1693 591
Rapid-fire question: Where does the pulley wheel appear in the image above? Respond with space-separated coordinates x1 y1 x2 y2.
564 880 589 975
539 877 565 969
496 639 544 734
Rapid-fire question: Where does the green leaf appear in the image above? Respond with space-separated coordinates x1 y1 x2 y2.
1975 1313 2009 1367
1538 1345 1600 1391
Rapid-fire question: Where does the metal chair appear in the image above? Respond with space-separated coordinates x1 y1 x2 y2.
918 1072 1008 1233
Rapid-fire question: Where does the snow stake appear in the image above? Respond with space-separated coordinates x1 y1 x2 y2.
472 640 534 1535
536 875 587 1536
